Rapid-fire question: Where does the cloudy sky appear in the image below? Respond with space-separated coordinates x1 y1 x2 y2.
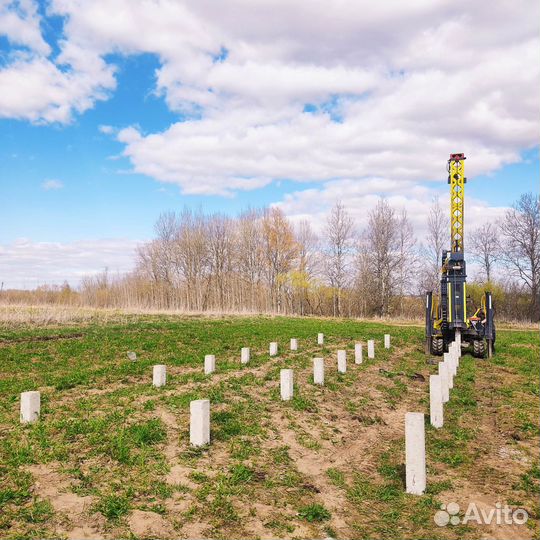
0 0 538 288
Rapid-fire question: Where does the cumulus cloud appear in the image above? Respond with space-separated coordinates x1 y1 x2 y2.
0 0 50 54
273 178 509 241
1 0 538 192
105 0 538 194
41 179 64 190
0 237 139 288
0 0 115 123
0 53 116 123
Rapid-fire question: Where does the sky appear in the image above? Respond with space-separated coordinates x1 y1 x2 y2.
0 0 538 288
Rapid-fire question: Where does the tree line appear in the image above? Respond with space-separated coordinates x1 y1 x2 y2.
4 192 539 322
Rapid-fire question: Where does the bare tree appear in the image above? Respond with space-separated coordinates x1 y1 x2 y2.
262 207 297 312
323 202 354 316
293 219 319 315
353 238 378 317
469 222 499 282
421 197 449 293
395 209 418 313
207 214 233 311
176 208 210 310
296 219 319 278
136 240 169 284
153 211 181 288
154 211 178 244
134 212 182 307
362 199 399 317
236 209 265 310
499 193 540 319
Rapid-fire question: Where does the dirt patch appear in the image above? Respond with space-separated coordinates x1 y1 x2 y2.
128 509 175 538
243 503 282 540
155 405 184 464
26 463 93 513
271 410 350 535
26 462 104 539
157 405 202 492
474 494 532 540
164 495 192 514
437 488 534 540
166 464 198 489
266 379 414 540
180 519 212 539
63 524 105 540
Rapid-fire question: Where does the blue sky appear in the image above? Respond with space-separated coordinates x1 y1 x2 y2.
0 1 538 287
0 52 330 243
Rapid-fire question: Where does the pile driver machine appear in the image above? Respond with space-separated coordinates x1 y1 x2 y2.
425 153 496 358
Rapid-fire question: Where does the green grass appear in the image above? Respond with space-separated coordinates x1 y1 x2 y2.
0 313 537 539
96 492 131 520
298 503 331 522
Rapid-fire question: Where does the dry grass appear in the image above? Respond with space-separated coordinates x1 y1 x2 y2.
0 303 264 328
0 302 536 331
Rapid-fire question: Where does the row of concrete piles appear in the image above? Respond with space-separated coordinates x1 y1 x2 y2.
279 334 388 398
151 333 391 443
405 340 462 496
19 333 460 497
19 332 391 448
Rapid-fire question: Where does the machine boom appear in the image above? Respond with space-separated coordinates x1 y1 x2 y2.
449 153 465 253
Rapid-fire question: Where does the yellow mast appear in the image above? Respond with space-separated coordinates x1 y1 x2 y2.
448 153 466 253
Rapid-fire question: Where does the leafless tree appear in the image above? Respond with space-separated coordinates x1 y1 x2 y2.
323 202 355 316
293 219 319 315
153 211 181 286
420 196 449 293
134 212 183 307
176 208 210 310
362 199 399 317
207 214 233 311
69 194 538 321
236 209 265 309
499 193 540 319
353 238 377 317
469 222 499 283
262 207 297 312
296 219 319 279
154 211 178 244
395 209 418 313
136 240 168 284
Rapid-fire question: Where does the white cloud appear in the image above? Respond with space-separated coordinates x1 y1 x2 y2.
41 179 64 190
105 0 537 195
0 52 116 123
0 0 50 54
273 177 509 242
98 124 114 134
0 0 116 123
0 237 139 288
0 0 538 191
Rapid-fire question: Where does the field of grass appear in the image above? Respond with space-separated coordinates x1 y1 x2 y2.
0 313 538 539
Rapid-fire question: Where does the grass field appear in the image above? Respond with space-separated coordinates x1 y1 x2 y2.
0 313 538 539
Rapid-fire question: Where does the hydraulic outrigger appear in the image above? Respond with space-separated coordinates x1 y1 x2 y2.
425 153 496 358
